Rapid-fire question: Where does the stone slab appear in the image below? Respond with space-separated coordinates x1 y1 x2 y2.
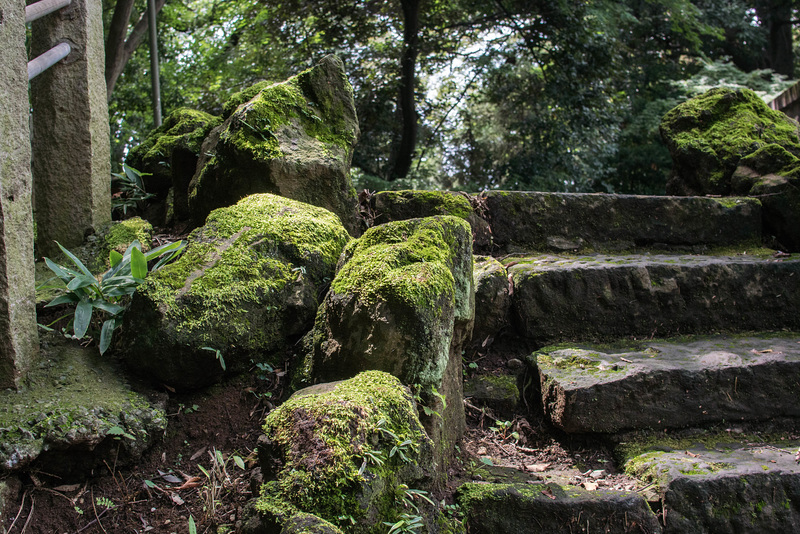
484 192 761 253
533 334 800 433
0 334 166 478
457 482 662 533
623 440 800 533
510 253 800 344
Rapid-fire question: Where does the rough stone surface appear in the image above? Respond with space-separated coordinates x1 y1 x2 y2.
533 334 800 433
120 194 350 390
188 55 360 235
0 333 166 478
472 256 511 345
622 440 800 533
369 190 491 249
0 0 40 389
31 0 111 257
457 482 662 533
510 253 800 344
463 374 519 418
661 87 800 196
255 372 435 534
304 216 474 466
126 108 222 221
483 192 761 253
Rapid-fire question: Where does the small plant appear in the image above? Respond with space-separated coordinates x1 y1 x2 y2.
489 419 519 442
201 346 226 371
107 425 136 441
40 239 185 353
74 505 84 515
111 164 154 217
383 485 433 534
196 448 245 524
95 496 116 510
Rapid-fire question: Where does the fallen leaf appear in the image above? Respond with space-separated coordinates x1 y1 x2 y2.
52 484 81 493
190 447 207 461
176 477 202 490
685 451 700 458
540 487 556 500
169 493 184 506
526 463 550 472
158 470 183 484
620 357 633 363
583 482 599 491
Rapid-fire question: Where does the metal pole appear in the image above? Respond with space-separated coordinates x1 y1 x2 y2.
27 42 71 80
147 0 162 127
25 0 71 23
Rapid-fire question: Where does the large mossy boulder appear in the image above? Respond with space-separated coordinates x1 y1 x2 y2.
188 55 360 235
126 108 222 221
661 87 800 196
302 216 474 466
661 88 800 250
119 194 351 389
252 372 436 534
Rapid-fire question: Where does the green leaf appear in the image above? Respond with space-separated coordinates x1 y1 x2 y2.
144 479 157 488
66 274 97 292
480 457 494 466
56 242 93 277
73 299 93 339
109 249 123 268
233 455 245 470
130 246 147 279
92 301 125 316
188 515 197 534
45 294 79 307
99 319 115 354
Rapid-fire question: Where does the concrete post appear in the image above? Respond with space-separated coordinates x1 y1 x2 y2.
0 0 41 388
30 0 111 257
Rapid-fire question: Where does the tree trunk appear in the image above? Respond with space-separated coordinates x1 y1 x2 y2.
105 0 167 100
390 0 420 180
756 0 794 77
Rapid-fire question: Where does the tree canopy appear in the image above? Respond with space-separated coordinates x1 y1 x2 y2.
104 0 798 194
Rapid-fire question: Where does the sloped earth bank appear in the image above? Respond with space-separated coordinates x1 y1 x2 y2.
3 334 799 533
0 335 638 534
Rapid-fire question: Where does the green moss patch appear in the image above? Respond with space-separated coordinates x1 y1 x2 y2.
257 371 432 531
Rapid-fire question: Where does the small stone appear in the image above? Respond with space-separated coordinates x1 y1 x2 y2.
590 470 607 479
506 359 524 372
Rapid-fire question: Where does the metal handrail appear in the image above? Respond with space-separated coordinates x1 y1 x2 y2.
28 42 71 80
25 0 71 24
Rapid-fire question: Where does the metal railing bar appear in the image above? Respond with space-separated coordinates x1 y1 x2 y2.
28 42 71 80
25 0 71 24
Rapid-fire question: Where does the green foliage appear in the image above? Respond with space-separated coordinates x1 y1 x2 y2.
111 164 154 217
41 239 186 354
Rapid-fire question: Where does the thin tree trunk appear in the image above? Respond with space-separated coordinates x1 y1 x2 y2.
756 0 794 77
391 0 420 180
105 0 167 101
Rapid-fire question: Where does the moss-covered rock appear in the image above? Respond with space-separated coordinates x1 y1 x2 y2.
471 256 510 345
255 371 435 533
0 333 166 478
126 108 222 220
119 194 351 390
188 55 361 235
661 87 800 195
302 216 474 466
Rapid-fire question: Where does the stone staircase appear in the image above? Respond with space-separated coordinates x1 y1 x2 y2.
371 190 800 533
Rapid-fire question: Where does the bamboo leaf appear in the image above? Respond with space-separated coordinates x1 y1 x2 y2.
73 300 93 339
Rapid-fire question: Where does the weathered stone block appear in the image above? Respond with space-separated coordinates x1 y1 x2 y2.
483 192 761 253
305 216 474 466
188 55 360 235
510 254 800 344
533 334 800 433
622 439 800 533
457 482 662 533
120 194 350 389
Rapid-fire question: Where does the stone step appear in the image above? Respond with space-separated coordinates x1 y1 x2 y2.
528 334 800 434
509 253 800 344
457 481 662 533
483 192 761 253
367 191 763 254
619 438 800 533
